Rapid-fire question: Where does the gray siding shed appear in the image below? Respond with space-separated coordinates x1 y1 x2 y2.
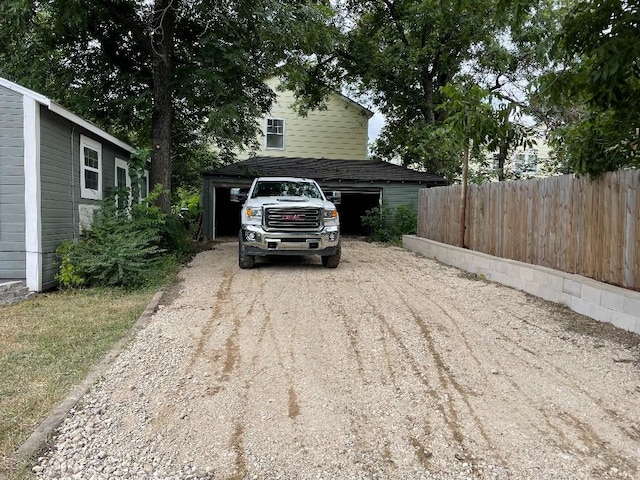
0 84 26 279
0 77 135 291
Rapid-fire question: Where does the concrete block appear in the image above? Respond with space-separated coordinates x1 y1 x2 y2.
539 286 571 305
601 290 625 312
508 264 521 279
589 304 612 324
547 274 564 292
490 272 509 286
523 280 542 298
611 312 637 332
581 284 602 305
571 296 591 317
623 296 640 317
531 269 549 287
563 278 582 297
520 267 535 282
475 255 491 270
490 260 507 274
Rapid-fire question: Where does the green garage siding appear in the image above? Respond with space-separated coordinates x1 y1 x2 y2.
380 184 421 211
0 85 26 280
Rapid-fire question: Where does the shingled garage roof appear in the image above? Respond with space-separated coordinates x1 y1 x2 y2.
203 157 447 185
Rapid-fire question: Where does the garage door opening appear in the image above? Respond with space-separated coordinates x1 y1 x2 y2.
337 191 381 236
212 186 381 238
214 187 242 238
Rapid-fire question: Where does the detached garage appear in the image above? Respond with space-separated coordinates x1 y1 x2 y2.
201 157 447 239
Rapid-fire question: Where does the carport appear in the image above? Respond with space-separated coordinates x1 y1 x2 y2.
201 157 447 239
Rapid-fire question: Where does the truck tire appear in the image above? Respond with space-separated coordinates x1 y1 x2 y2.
238 236 255 269
322 242 341 268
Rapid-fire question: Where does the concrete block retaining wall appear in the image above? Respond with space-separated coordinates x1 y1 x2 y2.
0 281 35 306
403 235 640 335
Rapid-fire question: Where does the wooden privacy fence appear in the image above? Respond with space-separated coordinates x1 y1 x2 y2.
418 170 640 290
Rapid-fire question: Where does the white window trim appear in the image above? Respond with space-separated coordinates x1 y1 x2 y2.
115 157 131 207
139 169 150 201
80 135 102 200
265 117 286 151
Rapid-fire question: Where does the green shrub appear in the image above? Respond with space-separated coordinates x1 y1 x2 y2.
361 203 417 244
55 240 85 288
55 189 189 289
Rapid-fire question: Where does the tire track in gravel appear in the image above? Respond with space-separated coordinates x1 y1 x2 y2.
185 267 235 373
333 249 470 469
368 243 638 476
361 247 498 456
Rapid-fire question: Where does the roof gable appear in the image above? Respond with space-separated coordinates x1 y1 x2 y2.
0 77 134 153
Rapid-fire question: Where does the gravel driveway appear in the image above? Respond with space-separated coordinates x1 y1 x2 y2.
34 239 640 479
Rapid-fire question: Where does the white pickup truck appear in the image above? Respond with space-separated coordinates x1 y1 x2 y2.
231 177 341 269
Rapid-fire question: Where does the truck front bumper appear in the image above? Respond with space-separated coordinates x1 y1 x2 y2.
240 225 340 257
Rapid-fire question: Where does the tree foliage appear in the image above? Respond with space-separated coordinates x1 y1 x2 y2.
283 0 557 182
538 0 640 176
0 0 336 208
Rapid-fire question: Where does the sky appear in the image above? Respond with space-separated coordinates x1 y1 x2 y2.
367 111 385 154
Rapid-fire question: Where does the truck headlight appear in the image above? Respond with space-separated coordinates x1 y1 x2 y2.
323 209 338 219
246 207 262 218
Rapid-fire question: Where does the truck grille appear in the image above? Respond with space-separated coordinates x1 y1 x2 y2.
265 207 322 230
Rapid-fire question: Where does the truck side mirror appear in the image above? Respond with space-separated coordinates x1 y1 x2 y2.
327 191 341 205
230 188 247 203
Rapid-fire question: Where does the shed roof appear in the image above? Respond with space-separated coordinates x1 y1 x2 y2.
0 76 134 153
203 157 447 185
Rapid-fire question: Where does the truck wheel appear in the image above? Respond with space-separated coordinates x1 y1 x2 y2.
238 237 255 269
322 242 341 268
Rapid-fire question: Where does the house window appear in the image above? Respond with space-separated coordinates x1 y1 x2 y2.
114 158 131 209
80 135 102 200
139 172 149 200
266 118 285 150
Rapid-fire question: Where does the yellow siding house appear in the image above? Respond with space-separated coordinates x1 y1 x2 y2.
239 77 373 160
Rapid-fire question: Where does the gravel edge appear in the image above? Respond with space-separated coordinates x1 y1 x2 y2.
13 290 165 463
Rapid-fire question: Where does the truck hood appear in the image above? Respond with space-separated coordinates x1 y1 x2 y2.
247 197 335 210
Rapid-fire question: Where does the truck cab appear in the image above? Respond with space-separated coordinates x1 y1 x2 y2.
231 177 341 269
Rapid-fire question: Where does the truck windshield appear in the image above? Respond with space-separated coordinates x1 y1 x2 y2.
252 181 322 199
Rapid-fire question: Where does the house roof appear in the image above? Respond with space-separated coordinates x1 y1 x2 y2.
0 77 134 153
203 157 448 185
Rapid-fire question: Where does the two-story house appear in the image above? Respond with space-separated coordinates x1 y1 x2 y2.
202 78 447 239
237 77 371 161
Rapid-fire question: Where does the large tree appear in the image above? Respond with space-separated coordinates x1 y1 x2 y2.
0 0 335 210
538 0 640 176
283 0 552 181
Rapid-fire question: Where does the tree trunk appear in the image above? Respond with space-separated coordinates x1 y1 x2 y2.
149 0 176 213
497 139 508 181
458 136 469 248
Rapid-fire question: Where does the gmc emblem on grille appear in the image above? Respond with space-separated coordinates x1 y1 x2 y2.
282 214 303 220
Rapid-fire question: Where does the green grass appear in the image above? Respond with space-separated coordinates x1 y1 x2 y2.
0 288 153 477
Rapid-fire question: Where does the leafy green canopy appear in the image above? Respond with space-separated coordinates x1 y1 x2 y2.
0 0 336 196
540 0 640 176
284 0 554 181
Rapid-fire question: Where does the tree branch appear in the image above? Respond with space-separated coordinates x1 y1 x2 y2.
382 0 409 46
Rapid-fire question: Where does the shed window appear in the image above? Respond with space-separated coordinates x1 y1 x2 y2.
115 158 131 209
266 118 285 150
80 135 102 200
